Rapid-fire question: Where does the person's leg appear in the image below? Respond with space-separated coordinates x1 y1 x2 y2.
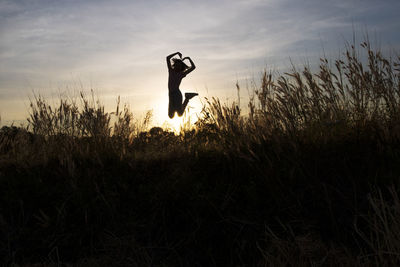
168 102 175 118
185 92 198 99
169 89 183 118
177 92 198 116
177 98 189 116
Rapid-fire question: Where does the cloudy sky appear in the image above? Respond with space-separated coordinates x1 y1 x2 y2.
1 0 399 127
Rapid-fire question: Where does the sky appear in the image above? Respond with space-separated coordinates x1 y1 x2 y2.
1 0 400 128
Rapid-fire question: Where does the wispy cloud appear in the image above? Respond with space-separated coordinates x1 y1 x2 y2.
0 0 399 124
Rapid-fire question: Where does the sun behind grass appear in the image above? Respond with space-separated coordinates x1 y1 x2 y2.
162 108 199 134
1 40 400 266
149 94 201 134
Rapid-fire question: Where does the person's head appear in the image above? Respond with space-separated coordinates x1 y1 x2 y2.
172 58 188 72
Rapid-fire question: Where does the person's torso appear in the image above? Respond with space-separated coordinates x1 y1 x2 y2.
168 70 186 91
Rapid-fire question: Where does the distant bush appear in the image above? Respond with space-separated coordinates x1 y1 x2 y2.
0 40 399 266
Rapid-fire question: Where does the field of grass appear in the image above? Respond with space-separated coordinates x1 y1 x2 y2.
1 41 400 266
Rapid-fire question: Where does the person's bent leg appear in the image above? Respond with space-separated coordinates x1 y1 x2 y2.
177 98 189 117
177 92 198 116
185 92 198 99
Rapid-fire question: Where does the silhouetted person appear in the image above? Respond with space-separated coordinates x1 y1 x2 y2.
167 52 197 118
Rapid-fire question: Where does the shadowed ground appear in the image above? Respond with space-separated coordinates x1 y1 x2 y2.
1 41 400 266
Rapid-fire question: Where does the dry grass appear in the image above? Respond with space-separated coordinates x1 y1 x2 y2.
1 40 400 266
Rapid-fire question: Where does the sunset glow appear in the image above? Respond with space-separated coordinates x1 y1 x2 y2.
2 1 400 265
1 0 400 128
153 94 202 133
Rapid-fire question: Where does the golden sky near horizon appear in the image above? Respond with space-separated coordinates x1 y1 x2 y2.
1 0 400 129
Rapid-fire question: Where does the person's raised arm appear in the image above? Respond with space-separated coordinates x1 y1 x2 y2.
166 52 182 70
182 57 196 75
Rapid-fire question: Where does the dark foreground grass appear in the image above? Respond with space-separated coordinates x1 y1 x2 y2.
1 41 400 266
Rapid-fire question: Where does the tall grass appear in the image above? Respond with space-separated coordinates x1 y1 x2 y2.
0 40 400 266
198 41 400 146
27 91 154 139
